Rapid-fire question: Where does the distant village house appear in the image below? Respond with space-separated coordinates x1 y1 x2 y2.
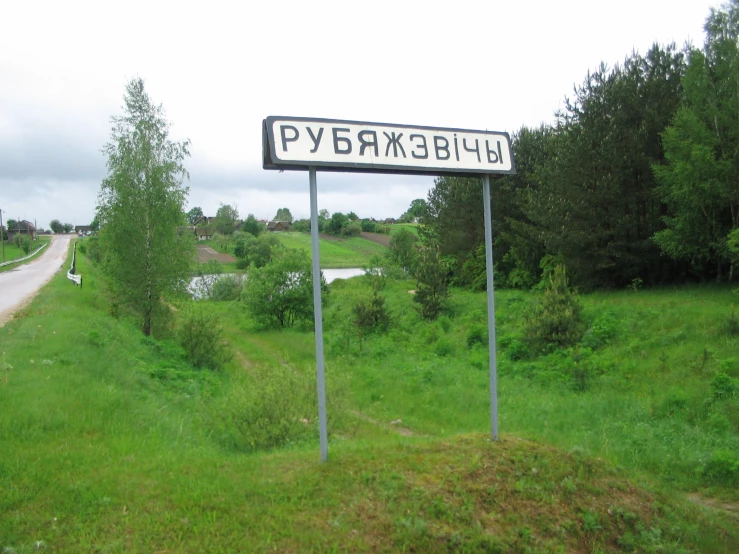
267 221 291 232
8 220 36 241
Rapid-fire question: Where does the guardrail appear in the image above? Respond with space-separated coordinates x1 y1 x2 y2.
67 241 82 287
0 240 48 268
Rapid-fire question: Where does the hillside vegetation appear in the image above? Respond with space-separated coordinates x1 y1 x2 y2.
1 247 738 552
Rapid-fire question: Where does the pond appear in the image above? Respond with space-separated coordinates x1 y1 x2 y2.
189 267 366 299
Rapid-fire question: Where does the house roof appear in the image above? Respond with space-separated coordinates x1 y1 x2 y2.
267 220 291 229
196 227 212 236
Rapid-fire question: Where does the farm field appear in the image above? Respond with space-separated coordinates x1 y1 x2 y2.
1 245 738 552
275 231 388 268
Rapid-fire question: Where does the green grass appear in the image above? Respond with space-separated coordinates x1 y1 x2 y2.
0 237 51 273
2 250 739 551
275 232 387 268
388 223 420 236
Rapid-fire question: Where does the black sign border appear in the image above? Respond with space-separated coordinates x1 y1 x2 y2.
263 116 517 176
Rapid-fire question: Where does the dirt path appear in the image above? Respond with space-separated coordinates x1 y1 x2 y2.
196 244 235 263
360 232 391 247
0 236 72 327
687 493 739 518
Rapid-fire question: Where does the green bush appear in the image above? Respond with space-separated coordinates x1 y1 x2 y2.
710 372 737 400
210 274 244 301
177 305 232 369
77 242 87 254
353 285 391 347
233 234 281 268
86 236 102 264
242 248 327 328
388 228 419 275
212 362 347 451
524 265 585 351
722 308 739 336
414 242 449 320
466 325 487 348
701 449 739 486
581 312 619 349
342 221 362 237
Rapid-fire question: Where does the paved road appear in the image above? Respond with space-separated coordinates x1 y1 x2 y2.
0 236 72 326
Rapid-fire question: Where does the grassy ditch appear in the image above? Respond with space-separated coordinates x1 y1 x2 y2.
1 249 738 551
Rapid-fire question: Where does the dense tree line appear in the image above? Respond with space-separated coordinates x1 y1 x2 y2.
422 2 739 290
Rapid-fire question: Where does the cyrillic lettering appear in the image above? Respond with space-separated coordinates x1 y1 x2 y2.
332 127 352 155
434 136 450 160
358 130 378 157
410 134 428 159
453 134 460 162
463 138 480 162
486 139 504 164
383 132 406 158
280 125 299 152
307 127 324 153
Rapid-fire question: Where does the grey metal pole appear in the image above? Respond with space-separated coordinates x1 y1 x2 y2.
482 175 499 440
309 167 329 462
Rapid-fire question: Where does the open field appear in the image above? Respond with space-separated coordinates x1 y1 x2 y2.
275 232 388 267
1 248 738 551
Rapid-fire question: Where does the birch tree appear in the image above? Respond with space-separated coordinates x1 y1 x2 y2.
97 78 193 336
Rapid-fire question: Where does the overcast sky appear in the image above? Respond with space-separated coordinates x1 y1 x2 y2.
0 0 718 229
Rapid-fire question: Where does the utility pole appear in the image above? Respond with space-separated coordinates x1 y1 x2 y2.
34 219 37 241
0 208 5 263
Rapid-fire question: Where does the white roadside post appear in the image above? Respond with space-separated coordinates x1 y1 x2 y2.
262 116 515 461
482 175 498 440
309 167 329 462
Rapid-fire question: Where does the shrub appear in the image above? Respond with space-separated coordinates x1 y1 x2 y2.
177 305 232 369
292 218 310 233
86 236 102 264
211 361 348 451
210 274 244 301
524 265 585 351
353 285 391 348
341 220 361 237
722 308 739 336
466 325 487 348
414 242 449 320
361 219 377 233
581 312 618 349
388 228 419 275
14 234 32 255
242 248 327 328
710 372 737 400
234 234 281 268
701 449 739 486
77 242 87 254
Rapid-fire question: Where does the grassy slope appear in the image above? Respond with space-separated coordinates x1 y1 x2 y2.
275 232 387 268
216 278 739 496
0 237 52 273
389 223 420 236
1 253 738 551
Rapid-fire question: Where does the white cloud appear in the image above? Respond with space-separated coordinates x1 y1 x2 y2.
0 0 718 227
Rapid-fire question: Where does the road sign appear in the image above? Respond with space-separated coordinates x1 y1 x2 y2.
263 115 515 462
263 116 515 176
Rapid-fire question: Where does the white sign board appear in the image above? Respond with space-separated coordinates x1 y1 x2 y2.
263 116 515 176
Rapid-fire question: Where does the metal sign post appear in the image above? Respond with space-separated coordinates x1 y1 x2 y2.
482 175 498 440
309 167 328 462
263 116 515 461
